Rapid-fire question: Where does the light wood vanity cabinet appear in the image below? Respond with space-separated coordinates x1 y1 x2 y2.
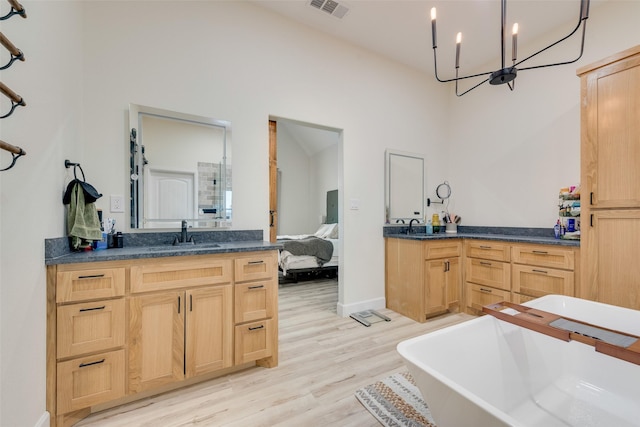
47 250 278 427
386 238 461 322
578 46 640 310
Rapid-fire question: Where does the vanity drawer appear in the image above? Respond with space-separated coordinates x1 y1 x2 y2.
467 283 511 314
56 349 125 414
512 264 574 298
234 318 275 365
235 252 277 283
235 280 276 323
465 258 511 291
57 298 126 358
511 244 575 270
130 257 232 293
57 268 125 303
465 241 510 262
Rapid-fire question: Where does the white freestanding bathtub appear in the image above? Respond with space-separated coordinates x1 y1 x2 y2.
397 295 640 427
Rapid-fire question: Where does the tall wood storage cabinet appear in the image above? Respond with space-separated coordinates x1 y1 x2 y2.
577 45 640 310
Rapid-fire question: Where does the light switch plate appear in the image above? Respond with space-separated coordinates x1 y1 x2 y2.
110 195 125 213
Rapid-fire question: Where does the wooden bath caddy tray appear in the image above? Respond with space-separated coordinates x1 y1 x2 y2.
483 301 640 366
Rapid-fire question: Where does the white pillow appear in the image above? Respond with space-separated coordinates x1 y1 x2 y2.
314 223 337 238
328 224 339 239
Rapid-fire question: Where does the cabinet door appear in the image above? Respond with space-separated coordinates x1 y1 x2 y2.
424 259 447 315
512 265 574 299
583 210 640 309
185 286 233 378
57 299 125 358
57 349 125 414
446 257 461 308
129 291 185 393
582 54 640 209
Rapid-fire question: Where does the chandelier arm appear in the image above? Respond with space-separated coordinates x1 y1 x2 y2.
433 48 494 82
513 15 586 69
456 77 491 97
516 21 588 72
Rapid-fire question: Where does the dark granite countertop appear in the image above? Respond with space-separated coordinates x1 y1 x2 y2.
45 230 282 265
383 225 580 247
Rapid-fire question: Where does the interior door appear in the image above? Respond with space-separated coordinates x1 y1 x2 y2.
269 120 278 242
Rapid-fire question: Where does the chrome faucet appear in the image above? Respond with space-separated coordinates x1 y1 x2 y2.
173 220 195 245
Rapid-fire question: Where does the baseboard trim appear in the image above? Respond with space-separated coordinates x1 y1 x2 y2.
337 297 385 317
35 412 50 427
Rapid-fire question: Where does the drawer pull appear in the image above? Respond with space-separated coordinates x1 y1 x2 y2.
79 359 105 368
532 269 548 274
479 288 493 293
77 274 105 279
248 285 265 290
79 305 106 312
479 261 492 266
479 245 492 249
248 260 264 265
532 250 548 255
248 325 265 331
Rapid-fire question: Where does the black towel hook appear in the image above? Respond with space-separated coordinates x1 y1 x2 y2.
65 159 85 181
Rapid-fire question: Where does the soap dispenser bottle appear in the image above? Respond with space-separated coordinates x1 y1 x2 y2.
426 220 433 235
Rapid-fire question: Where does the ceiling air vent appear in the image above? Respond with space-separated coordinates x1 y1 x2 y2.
309 0 350 19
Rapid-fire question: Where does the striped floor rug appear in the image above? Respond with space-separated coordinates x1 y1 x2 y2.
355 371 437 427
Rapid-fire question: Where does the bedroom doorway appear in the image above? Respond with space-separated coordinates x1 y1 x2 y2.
268 117 342 286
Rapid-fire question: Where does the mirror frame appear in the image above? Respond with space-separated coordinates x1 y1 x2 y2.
384 149 425 223
129 103 232 230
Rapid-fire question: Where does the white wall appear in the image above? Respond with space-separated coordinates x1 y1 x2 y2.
445 0 640 228
1 1 639 425
276 126 312 235
310 143 339 227
0 3 84 427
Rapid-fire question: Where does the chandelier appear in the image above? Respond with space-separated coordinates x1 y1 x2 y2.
430 0 590 96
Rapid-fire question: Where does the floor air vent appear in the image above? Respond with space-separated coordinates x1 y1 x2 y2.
309 0 350 19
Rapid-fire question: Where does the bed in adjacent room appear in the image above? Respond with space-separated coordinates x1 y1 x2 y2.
277 190 339 282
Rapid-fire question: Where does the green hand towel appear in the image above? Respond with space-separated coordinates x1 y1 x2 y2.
67 182 102 250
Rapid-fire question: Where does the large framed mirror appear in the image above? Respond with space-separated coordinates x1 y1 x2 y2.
129 103 232 229
384 149 425 223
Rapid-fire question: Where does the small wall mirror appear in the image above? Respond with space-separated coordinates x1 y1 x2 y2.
385 149 425 223
129 104 232 229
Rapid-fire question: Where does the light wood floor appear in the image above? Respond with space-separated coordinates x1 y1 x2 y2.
77 279 474 427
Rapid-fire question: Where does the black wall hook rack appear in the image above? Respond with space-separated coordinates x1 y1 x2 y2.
0 32 25 70
1 0 26 20
0 139 25 171
0 81 25 119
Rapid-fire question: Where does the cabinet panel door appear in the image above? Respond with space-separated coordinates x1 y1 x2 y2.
584 210 640 309
185 286 233 378
465 241 510 262
467 283 511 314
235 252 277 283
512 265 574 299
235 319 274 365
57 349 125 414
465 259 510 291
235 280 276 323
584 56 640 208
130 258 232 294
57 299 125 358
57 268 125 303
129 292 185 393
446 257 462 308
424 259 447 315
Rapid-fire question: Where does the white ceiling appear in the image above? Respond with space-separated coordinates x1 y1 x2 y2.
254 0 601 76
260 0 602 152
